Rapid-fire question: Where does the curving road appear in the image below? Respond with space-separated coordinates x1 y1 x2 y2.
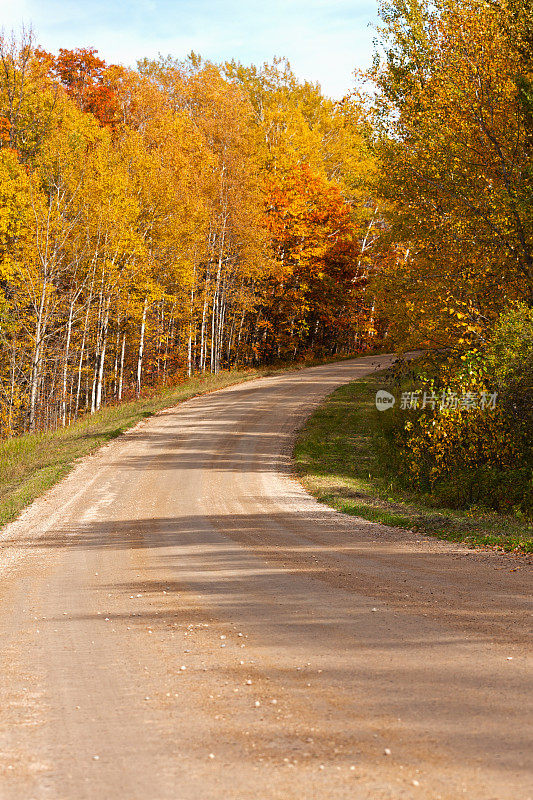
0 355 531 800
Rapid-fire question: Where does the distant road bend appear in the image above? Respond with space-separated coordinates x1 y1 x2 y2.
0 355 531 800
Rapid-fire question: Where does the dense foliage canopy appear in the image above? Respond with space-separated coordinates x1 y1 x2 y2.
1 0 531 489
0 36 377 435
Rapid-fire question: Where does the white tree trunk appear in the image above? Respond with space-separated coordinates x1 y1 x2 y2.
136 298 147 396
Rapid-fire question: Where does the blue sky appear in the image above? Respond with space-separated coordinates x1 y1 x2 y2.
1 0 378 98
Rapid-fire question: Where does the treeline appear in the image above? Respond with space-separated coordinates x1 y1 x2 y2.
4 0 531 481
0 36 377 436
370 0 533 346
368 0 533 516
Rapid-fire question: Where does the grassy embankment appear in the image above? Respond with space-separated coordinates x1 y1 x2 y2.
294 372 532 553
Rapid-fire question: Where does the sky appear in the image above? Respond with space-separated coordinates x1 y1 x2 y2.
0 0 378 99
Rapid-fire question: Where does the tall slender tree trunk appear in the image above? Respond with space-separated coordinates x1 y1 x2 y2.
136 298 147 396
91 282 105 414
187 273 196 377
211 220 226 373
113 313 121 398
95 300 109 411
118 333 126 401
29 279 48 432
199 268 210 373
7 346 16 436
61 300 74 426
75 279 94 420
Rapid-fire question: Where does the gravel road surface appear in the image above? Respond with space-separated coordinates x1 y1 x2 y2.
0 355 531 799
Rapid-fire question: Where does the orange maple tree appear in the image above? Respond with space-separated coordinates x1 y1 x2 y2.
38 46 120 127
259 164 374 358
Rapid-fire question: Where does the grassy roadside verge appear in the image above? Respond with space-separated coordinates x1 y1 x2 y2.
0 369 260 530
294 372 533 553
1 359 329 531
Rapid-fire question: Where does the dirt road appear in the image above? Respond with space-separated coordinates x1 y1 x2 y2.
0 355 531 800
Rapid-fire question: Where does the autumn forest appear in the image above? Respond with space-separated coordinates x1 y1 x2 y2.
0 34 378 436
0 0 532 494
0 3 531 795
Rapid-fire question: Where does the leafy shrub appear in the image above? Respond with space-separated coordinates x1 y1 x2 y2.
376 305 533 517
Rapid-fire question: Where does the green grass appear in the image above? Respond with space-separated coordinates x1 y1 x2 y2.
294 373 533 553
